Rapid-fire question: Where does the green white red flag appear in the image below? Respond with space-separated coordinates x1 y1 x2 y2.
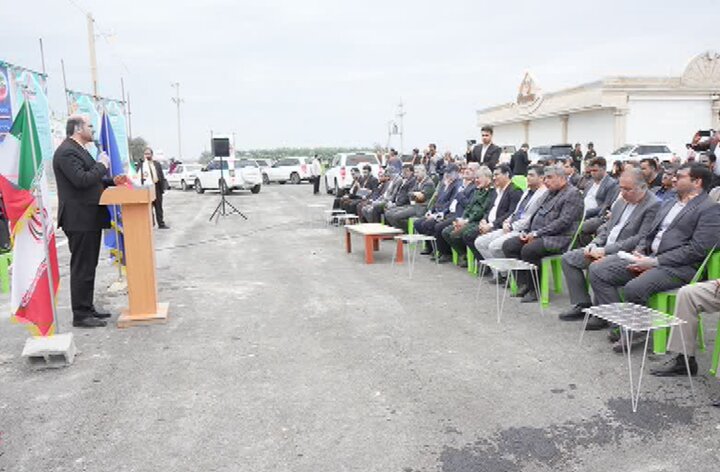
0 101 59 336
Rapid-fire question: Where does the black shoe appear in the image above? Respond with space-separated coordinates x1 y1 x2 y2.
73 317 107 328
559 304 590 321
437 254 452 264
512 285 529 298
520 291 538 303
612 332 646 353
92 311 112 319
585 316 610 331
158 224 170 229
650 355 698 377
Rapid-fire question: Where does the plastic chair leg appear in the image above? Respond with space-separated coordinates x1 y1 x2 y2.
0 255 10 294
648 294 669 355
451 248 459 265
697 314 706 353
540 259 551 308
408 218 415 235
466 247 477 275
551 258 563 294
710 318 720 376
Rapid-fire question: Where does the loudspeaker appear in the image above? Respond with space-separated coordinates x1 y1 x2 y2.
212 138 230 157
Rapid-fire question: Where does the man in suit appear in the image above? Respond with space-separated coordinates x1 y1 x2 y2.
509 143 530 176
333 167 360 209
475 164 549 278
414 163 463 254
583 157 619 220
361 166 403 223
502 164 584 302
588 164 720 341
640 158 663 190
341 165 378 214
654 165 678 203
53 115 128 328
453 164 522 266
650 279 720 407
469 125 502 171
563 158 580 187
140 147 169 229
385 165 435 230
559 168 660 321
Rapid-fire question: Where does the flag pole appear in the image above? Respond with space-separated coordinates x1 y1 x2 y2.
22 89 60 335
101 110 124 282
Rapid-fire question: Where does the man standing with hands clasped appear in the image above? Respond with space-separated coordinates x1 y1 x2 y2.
140 147 169 229
53 115 128 328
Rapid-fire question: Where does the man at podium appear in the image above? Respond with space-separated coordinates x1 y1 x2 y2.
53 115 127 328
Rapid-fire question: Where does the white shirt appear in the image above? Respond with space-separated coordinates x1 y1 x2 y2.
311 158 322 177
480 145 488 162
606 203 637 245
448 185 464 214
651 201 686 254
142 160 158 184
583 182 599 211
487 183 508 224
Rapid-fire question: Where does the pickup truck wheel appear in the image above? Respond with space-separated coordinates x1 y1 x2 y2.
195 179 204 194
290 172 301 184
262 173 270 185
251 184 261 194
180 180 188 191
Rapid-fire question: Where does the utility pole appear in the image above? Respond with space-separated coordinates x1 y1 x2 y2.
38 38 46 75
171 82 183 160
87 13 99 96
396 100 405 155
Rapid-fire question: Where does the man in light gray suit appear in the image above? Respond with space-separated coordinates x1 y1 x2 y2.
588 164 720 336
558 168 660 323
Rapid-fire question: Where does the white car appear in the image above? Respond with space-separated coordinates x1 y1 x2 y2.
324 152 381 194
265 156 313 184
610 144 673 163
253 159 274 185
166 163 202 191
194 158 263 194
498 145 517 164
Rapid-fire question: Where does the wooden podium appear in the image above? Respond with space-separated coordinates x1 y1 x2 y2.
100 186 169 328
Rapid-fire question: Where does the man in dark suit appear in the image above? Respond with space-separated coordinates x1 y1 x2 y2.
140 147 168 229
53 115 128 328
469 125 502 171
588 164 720 340
559 168 660 321
502 164 584 302
414 163 463 254
509 143 530 176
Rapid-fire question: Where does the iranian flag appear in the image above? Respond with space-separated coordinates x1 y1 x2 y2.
0 101 58 336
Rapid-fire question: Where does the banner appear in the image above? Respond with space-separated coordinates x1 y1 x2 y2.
67 90 132 173
0 62 53 163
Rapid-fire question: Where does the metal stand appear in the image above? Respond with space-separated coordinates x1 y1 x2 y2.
207 153 247 223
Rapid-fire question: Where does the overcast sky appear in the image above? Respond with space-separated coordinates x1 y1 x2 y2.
2 0 718 159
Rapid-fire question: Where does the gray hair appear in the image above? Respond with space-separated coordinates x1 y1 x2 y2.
476 165 492 179
544 164 567 178
65 114 87 137
622 167 648 190
466 162 480 172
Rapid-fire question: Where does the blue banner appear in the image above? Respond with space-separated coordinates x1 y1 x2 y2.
0 65 14 142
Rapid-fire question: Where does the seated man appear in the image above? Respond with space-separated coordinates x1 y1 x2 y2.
578 156 620 246
558 168 660 321
447 164 522 267
650 279 720 406
439 166 494 265
385 165 434 230
427 165 479 262
355 170 390 218
333 167 360 209
475 164 549 278
588 164 720 348
563 158 580 187
640 157 663 191
341 165 378 214
376 164 416 222
361 166 403 223
502 164 584 302
413 164 463 254
654 165 678 203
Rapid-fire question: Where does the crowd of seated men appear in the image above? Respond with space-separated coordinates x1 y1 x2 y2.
336 129 720 406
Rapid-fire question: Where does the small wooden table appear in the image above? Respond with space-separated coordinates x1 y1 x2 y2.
345 223 404 264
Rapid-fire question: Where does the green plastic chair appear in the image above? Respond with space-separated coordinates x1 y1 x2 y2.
467 247 478 275
710 317 720 376
408 217 415 235
648 248 715 355
0 252 12 294
511 175 527 191
539 216 585 307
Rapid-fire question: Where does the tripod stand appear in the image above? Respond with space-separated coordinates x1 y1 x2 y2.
208 154 248 223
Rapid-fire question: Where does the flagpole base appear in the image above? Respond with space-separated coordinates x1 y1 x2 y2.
21 333 77 369
117 302 169 328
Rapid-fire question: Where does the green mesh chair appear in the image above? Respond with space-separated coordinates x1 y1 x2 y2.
648 248 715 355
539 216 585 308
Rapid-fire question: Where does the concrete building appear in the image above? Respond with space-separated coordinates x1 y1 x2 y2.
476 51 720 157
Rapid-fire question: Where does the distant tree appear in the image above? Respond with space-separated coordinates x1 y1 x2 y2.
198 150 214 165
129 137 148 164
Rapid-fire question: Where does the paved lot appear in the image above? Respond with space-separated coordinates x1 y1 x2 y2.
1 183 720 472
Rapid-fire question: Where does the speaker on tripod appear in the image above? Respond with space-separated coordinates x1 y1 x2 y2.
207 136 248 222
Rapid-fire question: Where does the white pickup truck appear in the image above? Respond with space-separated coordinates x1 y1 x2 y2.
324 152 382 194
166 163 203 191
194 158 263 194
265 156 313 184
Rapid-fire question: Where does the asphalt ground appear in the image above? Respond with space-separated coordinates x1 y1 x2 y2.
1 183 719 472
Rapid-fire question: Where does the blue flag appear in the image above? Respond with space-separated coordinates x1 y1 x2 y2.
99 112 125 266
